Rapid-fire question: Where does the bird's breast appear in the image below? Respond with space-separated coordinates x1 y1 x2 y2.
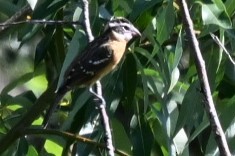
108 40 127 66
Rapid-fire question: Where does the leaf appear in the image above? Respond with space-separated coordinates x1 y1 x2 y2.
44 140 63 156
0 0 18 16
199 2 231 28
173 128 188 154
99 4 112 20
122 53 137 107
156 1 175 44
33 0 69 18
27 145 38 156
168 67 180 94
27 0 38 10
172 29 183 70
167 30 183 93
225 0 235 15
1 73 34 96
56 29 87 91
17 138 28 156
133 53 149 112
130 115 153 156
129 0 162 20
188 114 209 143
73 7 83 21
174 81 204 136
34 26 55 67
60 89 90 131
112 118 132 154
24 74 48 97
148 104 168 153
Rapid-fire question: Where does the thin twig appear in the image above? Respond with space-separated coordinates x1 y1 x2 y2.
177 0 231 155
89 83 114 155
0 79 58 154
0 19 82 27
0 4 32 32
24 128 128 156
82 0 114 156
82 0 94 42
210 33 235 65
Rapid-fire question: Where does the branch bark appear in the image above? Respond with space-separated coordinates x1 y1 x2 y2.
177 0 231 155
0 4 32 33
24 128 127 156
82 0 114 156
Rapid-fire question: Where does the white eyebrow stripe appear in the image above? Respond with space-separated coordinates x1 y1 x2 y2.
109 22 131 28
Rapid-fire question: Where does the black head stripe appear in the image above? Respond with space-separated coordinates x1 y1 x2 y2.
104 17 132 32
104 17 140 39
109 17 131 27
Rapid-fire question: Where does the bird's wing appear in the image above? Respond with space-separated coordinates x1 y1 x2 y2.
62 36 114 88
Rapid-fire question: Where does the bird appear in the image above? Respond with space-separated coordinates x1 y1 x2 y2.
43 17 141 127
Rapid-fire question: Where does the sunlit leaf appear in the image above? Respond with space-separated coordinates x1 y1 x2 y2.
45 140 63 156
199 2 231 28
168 67 179 93
27 0 38 10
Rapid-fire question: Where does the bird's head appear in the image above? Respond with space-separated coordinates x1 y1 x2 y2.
104 17 141 42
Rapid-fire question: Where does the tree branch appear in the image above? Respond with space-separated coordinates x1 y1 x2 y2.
0 19 82 27
210 33 235 65
177 0 231 155
0 79 58 153
0 4 32 33
23 128 127 156
82 0 114 156
82 0 94 42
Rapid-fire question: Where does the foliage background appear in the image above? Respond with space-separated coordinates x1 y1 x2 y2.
0 0 235 155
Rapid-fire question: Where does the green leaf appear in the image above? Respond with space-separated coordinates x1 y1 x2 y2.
156 1 175 44
25 74 47 97
17 138 28 156
112 118 132 154
0 0 18 16
199 2 231 28
45 139 63 155
130 0 162 20
60 89 90 131
73 7 83 21
188 114 209 143
168 67 179 94
1 73 34 96
148 104 168 153
34 26 55 67
33 0 68 18
130 115 153 156
133 53 149 112
57 29 87 91
172 29 183 70
27 145 38 156
225 0 235 15
123 53 137 107
174 81 204 136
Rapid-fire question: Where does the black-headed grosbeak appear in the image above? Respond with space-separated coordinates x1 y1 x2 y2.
44 17 141 126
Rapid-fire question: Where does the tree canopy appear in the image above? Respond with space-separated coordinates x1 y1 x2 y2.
0 0 235 155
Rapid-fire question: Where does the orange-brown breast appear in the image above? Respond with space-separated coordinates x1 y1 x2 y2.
97 40 126 78
84 39 127 86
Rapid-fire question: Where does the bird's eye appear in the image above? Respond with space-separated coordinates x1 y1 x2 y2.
123 26 129 30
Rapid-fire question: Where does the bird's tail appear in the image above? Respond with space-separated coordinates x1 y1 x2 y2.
42 87 68 128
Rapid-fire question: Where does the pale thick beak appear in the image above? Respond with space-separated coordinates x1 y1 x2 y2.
131 26 141 37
